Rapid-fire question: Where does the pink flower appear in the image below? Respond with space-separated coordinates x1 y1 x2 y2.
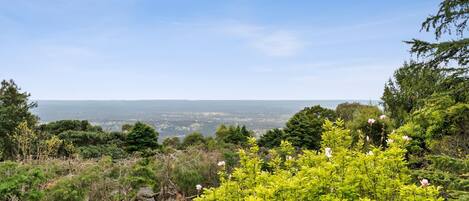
420 179 429 187
368 118 376 124
379 114 386 120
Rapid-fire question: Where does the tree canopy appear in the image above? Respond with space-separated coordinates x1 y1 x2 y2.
284 105 336 150
406 0 469 67
0 80 38 160
215 124 253 146
258 128 286 149
125 122 160 152
39 120 103 135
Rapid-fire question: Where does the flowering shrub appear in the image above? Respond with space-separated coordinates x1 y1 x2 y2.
196 120 442 201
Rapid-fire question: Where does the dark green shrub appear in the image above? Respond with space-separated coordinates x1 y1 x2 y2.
125 158 159 190
182 132 206 147
78 144 127 159
258 128 286 148
215 124 253 146
39 120 102 135
125 122 160 153
284 105 336 150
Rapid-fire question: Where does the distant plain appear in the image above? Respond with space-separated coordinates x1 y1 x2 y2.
32 100 379 137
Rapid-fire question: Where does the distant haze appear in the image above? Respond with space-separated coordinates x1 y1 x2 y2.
32 100 379 137
2 1 438 100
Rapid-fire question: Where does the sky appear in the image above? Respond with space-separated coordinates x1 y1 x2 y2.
1 0 440 100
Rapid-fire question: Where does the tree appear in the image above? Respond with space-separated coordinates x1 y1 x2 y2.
336 102 380 122
125 122 159 152
13 121 38 161
162 137 181 149
0 80 38 160
383 2 469 199
382 63 439 125
335 102 394 147
385 0 469 125
345 108 393 148
39 120 102 135
383 0 469 152
284 105 336 150
406 0 469 67
121 123 134 133
381 62 467 125
258 128 286 148
215 124 253 146
181 132 206 148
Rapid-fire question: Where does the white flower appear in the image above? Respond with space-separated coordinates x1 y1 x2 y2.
325 147 332 158
366 136 370 142
420 179 429 187
196 184 202 191
286 156 293 160
217 161 226 166
379 114 387 120
368 118 376 124
386 139 394 144
402 136 411 141
367 151 374 156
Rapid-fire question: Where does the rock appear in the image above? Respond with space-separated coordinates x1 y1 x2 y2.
135 187 156 201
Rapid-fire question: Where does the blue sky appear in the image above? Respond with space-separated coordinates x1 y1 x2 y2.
1 0 439 100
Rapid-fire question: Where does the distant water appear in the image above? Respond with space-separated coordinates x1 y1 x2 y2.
32 100 379 137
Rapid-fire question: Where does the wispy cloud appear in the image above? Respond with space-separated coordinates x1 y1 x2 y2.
223 23 304 57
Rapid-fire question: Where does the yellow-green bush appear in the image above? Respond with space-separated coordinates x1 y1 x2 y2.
196 120 442 201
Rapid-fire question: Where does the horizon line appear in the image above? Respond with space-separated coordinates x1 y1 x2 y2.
32 99 381 101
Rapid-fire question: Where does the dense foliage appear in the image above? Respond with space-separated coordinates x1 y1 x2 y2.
406 0 469 67
125 122 160 153
39 120 103 135
196 121 441 201
0 80 38 160
283 105 336 150
182 132 207 148
383 1 469 200
215 124 253 146
257 128 286 148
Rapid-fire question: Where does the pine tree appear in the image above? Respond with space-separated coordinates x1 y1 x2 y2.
0 80 38 160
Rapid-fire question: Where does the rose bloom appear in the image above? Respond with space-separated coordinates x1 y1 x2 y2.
368 118 376 124
420 179 429 187
325 147 332 158
379 114 386 120
402 135 411 141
